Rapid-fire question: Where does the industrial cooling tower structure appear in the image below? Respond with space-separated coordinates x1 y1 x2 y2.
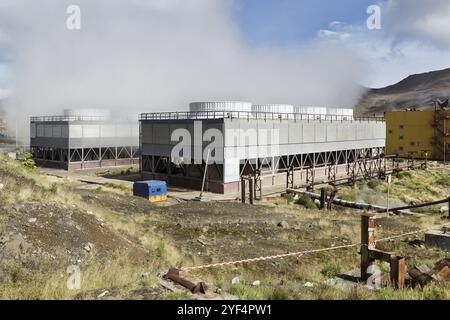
139 102 386 194
30 109 139 170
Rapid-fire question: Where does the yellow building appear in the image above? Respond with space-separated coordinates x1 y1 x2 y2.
385 110 450 160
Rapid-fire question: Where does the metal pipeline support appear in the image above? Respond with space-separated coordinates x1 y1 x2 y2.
163 268 208 294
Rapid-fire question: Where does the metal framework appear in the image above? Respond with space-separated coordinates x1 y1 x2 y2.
32 146 139 169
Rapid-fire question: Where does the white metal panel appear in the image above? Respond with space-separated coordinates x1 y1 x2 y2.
83 125 100 138
302 124 315 143
153 123 170 145
315 124 327 142
288 123 302 144
190 101 252 113
70 125 83 138
326 124 337 142
117 124 132 137
100 125 116 137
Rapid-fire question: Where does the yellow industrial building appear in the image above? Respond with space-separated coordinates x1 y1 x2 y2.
385 109 450 160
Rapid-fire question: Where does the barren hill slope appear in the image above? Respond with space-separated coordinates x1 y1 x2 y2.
356 68 450 115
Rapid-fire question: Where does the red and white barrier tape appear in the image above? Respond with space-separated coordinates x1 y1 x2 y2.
181 226 448 272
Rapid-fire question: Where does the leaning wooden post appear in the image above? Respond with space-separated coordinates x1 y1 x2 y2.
241 177 246 204
390 256 406 289
448 197 450 219
361 213 376 281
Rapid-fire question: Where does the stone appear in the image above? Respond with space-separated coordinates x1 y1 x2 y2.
425 230 450 250
28 218 37 223
97 290 109 298
277 221 290 229
231 277 240 285
83 243 94 252
304 282 314 288
0 183 4 190
252 280 261 286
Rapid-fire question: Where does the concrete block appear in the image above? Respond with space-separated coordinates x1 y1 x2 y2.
425 230 450 250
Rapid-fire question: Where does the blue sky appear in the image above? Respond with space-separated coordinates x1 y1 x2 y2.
234 0 375 45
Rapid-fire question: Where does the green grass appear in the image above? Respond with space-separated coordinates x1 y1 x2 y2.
295 195 319 209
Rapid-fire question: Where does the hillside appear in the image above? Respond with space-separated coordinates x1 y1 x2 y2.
356 68 450 115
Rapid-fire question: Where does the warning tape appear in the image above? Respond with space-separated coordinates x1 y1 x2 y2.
181 225 449 272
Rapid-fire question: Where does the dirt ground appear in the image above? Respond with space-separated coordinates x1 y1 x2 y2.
0 154 449 300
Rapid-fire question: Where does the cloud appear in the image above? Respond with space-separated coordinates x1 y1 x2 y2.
316 0 450 88
381 0 450 49
0 0 365 140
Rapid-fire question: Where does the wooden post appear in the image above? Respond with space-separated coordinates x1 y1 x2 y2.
361 213 376 281
448 197 450 219
249 178 254 205
320 188 326 210
241 178 246 204
390 256 406 289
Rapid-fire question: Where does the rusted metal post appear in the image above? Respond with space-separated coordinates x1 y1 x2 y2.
361 213 376 281
448 197 450 219
249 177 254 205
390 256 406 289
241 178 246 204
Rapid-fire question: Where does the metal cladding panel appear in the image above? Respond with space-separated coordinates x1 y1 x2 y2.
83 125 100 138
70 125 83 138
30 137 69 148
37 124 44 137
288 123 302 144
224 157 240 183
204 123 224 148
44 125 53 137
224 121 240 147
61 125 69 138
258 122 273 146
302 124 315 143
274 122 289 144
101 125 116 137
153 123 170 145
239 121 257 146
142 123 153 144
327 124 337 142
30 123 36 139
52 125 62 138
169 124 189 146
356 123 368 140
315 124 327 142
116 124 132 137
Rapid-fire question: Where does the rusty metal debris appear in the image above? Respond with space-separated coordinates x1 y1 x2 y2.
163 268 208 294
408 258 450 286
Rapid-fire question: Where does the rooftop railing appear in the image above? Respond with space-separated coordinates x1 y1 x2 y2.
30 116 109 122
139 111 385 122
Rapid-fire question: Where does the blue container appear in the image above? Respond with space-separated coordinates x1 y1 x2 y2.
133 180 168 197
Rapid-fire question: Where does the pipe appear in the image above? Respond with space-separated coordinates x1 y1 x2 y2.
288 190 414 216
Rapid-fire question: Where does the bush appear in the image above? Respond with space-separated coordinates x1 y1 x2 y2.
436 176 450 187
367 179 381 190
295 195 318 209
321 264 341 279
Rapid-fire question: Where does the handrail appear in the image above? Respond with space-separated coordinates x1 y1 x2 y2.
30 116 109 122
138 111 384 122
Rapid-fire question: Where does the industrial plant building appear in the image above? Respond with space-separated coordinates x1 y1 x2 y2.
385 104 450 161
30 109 139 170
139 102 386 194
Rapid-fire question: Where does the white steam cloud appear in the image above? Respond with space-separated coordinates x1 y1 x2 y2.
0 0 365 141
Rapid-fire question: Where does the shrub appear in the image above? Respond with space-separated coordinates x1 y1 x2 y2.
295 195 318 209
321 264 341 279
367 179 381 190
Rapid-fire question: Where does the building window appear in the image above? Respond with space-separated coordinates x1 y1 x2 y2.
399 136 404 140
399 124 404 129
410 142 416 147
399 146 404 151
388 130 393 134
